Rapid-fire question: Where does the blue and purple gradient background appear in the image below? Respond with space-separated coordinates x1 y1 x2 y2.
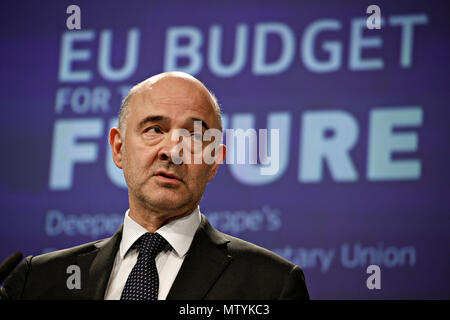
0 0 449 299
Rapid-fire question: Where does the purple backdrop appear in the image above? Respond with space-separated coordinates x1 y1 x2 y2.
0 0 449 299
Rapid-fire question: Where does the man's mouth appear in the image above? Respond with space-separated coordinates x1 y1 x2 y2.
154 170 182 183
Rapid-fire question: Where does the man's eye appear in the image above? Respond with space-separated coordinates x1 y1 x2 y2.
145 127 162 134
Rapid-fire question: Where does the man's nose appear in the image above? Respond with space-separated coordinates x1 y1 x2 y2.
157 133 183 164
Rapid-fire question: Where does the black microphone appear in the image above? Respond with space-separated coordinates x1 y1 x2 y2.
0 252 23 284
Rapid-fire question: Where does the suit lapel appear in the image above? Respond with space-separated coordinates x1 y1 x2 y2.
73 216 231 300
166 215 232 300
76 225 123 299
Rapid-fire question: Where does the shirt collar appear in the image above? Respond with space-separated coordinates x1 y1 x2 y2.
119 207 201 259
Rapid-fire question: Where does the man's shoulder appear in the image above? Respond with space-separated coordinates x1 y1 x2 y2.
199 225 309 299
0 236 115 300
13 237 111 289
218 231 295 272
30 237 108 266
200 215 295 271
30 222 124 269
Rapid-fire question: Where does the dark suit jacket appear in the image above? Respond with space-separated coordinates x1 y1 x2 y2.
0 215 309 300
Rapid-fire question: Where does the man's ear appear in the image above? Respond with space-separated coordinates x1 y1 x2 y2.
109 127 124 169
208 144 226 182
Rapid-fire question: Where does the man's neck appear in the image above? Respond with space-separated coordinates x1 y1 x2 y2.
128 201 197 233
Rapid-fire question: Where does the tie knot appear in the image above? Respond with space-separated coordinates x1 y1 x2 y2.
137 232 168 257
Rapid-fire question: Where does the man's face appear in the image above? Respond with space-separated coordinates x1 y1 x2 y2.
112 76 223 215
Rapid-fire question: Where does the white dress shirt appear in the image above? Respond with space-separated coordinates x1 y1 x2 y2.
104 207 201 300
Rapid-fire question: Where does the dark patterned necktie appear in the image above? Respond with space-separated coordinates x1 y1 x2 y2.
120 232 168 300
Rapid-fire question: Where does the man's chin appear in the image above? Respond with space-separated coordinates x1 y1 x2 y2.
142 192 190 211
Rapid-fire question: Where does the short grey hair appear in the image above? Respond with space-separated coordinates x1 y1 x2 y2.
118 79 223 132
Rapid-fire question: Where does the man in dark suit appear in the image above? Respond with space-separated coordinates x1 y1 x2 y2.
0 72 309 300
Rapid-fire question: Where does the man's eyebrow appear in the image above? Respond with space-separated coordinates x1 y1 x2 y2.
189 117 209 130
137 115 169 130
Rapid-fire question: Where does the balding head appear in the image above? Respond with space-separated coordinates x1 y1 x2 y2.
109 71 226 229
119 72 222 133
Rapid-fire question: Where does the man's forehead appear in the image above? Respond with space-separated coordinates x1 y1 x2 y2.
122 72 220 130
128 86 217 128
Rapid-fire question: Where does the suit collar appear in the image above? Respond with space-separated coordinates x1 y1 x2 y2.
120 207 201 259
76 225 123 300
166 214 232 300
73 214 231 300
